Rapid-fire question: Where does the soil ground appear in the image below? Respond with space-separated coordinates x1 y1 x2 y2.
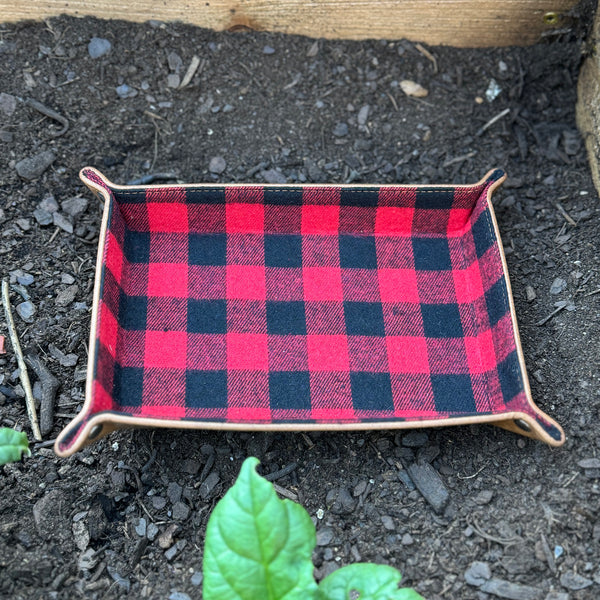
0 13 599 600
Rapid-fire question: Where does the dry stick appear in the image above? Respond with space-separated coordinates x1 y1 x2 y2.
476 107 511 137
1 280 42 440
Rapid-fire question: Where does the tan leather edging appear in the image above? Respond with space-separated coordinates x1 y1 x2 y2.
54 167 564 457
485 175 565 446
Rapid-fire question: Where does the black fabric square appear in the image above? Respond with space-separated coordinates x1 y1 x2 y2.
412 238 452 270
123 230 150 263
265 234 302 267
421 303 463 338
186 189 226 204
340 189 379 207
431 374 476 412
351 372 394 411
189 233 226 266
485 277 508 328
188 299 226 333
113 365 144 407
344 302 385 336
186 370 227 408
472 211 495 258
264 188 303 205
267 301 306 335
498 350 522 404
119 292 148 330
415 188 454 209
339 235 377 269
269 371 311 410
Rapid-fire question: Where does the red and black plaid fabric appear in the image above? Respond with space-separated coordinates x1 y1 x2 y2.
56 168 564 454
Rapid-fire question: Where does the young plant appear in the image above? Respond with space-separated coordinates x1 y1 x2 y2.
0 427 30 466
203 457 424 600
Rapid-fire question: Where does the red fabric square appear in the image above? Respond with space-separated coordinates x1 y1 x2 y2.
310 372 354 418
378 269 419 303
426 338 469 374
465 330 496 374
142 368 186 406
147 203 188 233
99 303 119 358
227 300 267 334
447 208 472 234
93 381 115 412
147 263 188 297
386 336 429 373
391 374 436 413
116 330 146 367
375 207 414 235
227 265 266 300
227 203 264 233
105 232 124 281
305 301 346 335
303 267 343 301
453 262 485 304
228 333 268 370
265 205 302 234
307 335 350 372
227 371 270 420
302 205 340 235
141 404 186 419
144 331 187 368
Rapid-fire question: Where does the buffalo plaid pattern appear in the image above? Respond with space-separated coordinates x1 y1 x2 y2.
58 168 564 451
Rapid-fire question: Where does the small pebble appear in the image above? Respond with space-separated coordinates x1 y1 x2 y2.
333 122 349 137
209 156 227 174
190 572 203 586
61 273 76 284
167 73 181 88
34 208 53 226
261 169 287 184
169 592 191 600
147 522 159 541
474 490 494 505
55 285 78 307
152 496 167 510
116 84 138 99
61 197 88 217
39 195 59 213
401 533 414 545
549 277 567 295
316 527 334 546
526 285 537 302
560 571 592 590
400 80 429 98
16 218 30 231
165 539 187 561
381 515 395 531
464 561 492 586
88 37 111 59
172 501 190 521
16 301 36 322
167 482 183 504
577 458 600 469
357 105 370 126
15 150 56 180
16 273 34 286
0 92 17 115
402 431 429 448
53 212 73 234
263 45 275 54
134 517 147 537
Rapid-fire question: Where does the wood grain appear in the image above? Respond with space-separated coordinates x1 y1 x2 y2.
576 6 600 195
0 0 578 47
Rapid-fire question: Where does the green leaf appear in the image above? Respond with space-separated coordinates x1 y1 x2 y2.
0 428 30 466
317 564 425 600
203 457 318 600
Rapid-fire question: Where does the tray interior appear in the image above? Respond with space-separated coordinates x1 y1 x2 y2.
55 168 565 454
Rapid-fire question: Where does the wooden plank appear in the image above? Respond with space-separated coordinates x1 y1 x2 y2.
0 0 579 47
576 6 600 195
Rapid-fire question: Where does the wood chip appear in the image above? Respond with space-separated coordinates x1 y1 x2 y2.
400 80 428 98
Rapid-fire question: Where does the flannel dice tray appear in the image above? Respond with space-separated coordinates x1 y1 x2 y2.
54 167 565 456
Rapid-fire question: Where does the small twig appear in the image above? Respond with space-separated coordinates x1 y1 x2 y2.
24 97 69 137
414 42 438 73
585 288 600 297
263 462 298 482
179 55 202 89
554 202 577 226
1 280 42 440
443 151 477 168
272 483 298 502
476 107 511 137
536 300 570 326
386 91 399 112
25 353 59 436
467 516 521 546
